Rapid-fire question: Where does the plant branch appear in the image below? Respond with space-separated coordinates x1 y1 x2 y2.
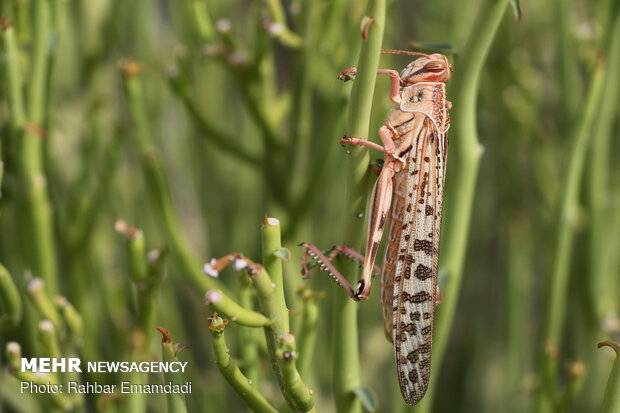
167 74 263 168
599 341 620 413
121 60 232 297
20 0 59 295
249 259 314 412
207 314 279 413
205 288 270 327
0 264 22 330
296 285 318 377
537 51 607 413
261 216 289 331
261 0 303 48
158 327 189 413
334 0 386 411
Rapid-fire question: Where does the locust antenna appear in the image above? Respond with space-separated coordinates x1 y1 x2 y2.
381 49 430 58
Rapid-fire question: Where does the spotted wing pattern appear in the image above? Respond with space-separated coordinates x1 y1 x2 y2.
380 109 448 404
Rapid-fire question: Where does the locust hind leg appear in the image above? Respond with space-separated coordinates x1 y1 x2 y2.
355 162 395 299
299 243 381 301
339 125 401 300
300 159 396 301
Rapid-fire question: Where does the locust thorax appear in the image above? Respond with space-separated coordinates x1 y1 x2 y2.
400 54 452 86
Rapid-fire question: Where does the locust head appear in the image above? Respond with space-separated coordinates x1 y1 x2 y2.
400 54 452 85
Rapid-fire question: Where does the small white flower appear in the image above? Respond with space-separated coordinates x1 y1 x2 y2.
147 249 161 263
216 19 231 33
205 290 223 305
203 258 219 278
233 259 248 271
27 278 45 292
268 22 285 36
39 320 55 332
6 342 21 355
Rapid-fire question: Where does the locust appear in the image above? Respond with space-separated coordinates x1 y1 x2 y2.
301 50 452 405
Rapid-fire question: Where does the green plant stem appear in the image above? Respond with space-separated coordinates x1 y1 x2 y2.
278 333 315 412
0 264 22 330
167 75 262 168
237 274 260 385
123 66 232 298
159 329 189 413
38 321 68 403
193 5 283 153
116 223 166 333
599 341 620 413
296 285 318 377
506 219 533 413
189 1 288 206
261 216 290 331
537 58 606 412
555 0 580 118
285 1 313 201
121 224 148 282
5 342 72 411
587 4 620 324
67 131 124 251
415 1 508 411
250 265 314 411
208 314 278 413
54 296 83 349
1 21 26 130
38 320 61 359
191 0 215 42
20 0 59 295
27 278 61 329
262 0 302 48
139 247 166 333
120 330 148 413
335 1 385 412
559 361 586 412
205 289 270 327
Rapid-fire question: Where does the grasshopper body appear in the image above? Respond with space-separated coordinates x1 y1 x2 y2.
303 52 452 405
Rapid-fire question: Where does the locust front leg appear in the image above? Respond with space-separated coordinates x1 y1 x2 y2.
339 68 402 104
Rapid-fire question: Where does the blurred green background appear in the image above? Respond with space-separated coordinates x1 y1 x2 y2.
0 0 619 412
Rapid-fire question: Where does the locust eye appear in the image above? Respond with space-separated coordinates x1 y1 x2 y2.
425 61 446 73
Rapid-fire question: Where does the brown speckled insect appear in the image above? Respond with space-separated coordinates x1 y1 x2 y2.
302 50 452 405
